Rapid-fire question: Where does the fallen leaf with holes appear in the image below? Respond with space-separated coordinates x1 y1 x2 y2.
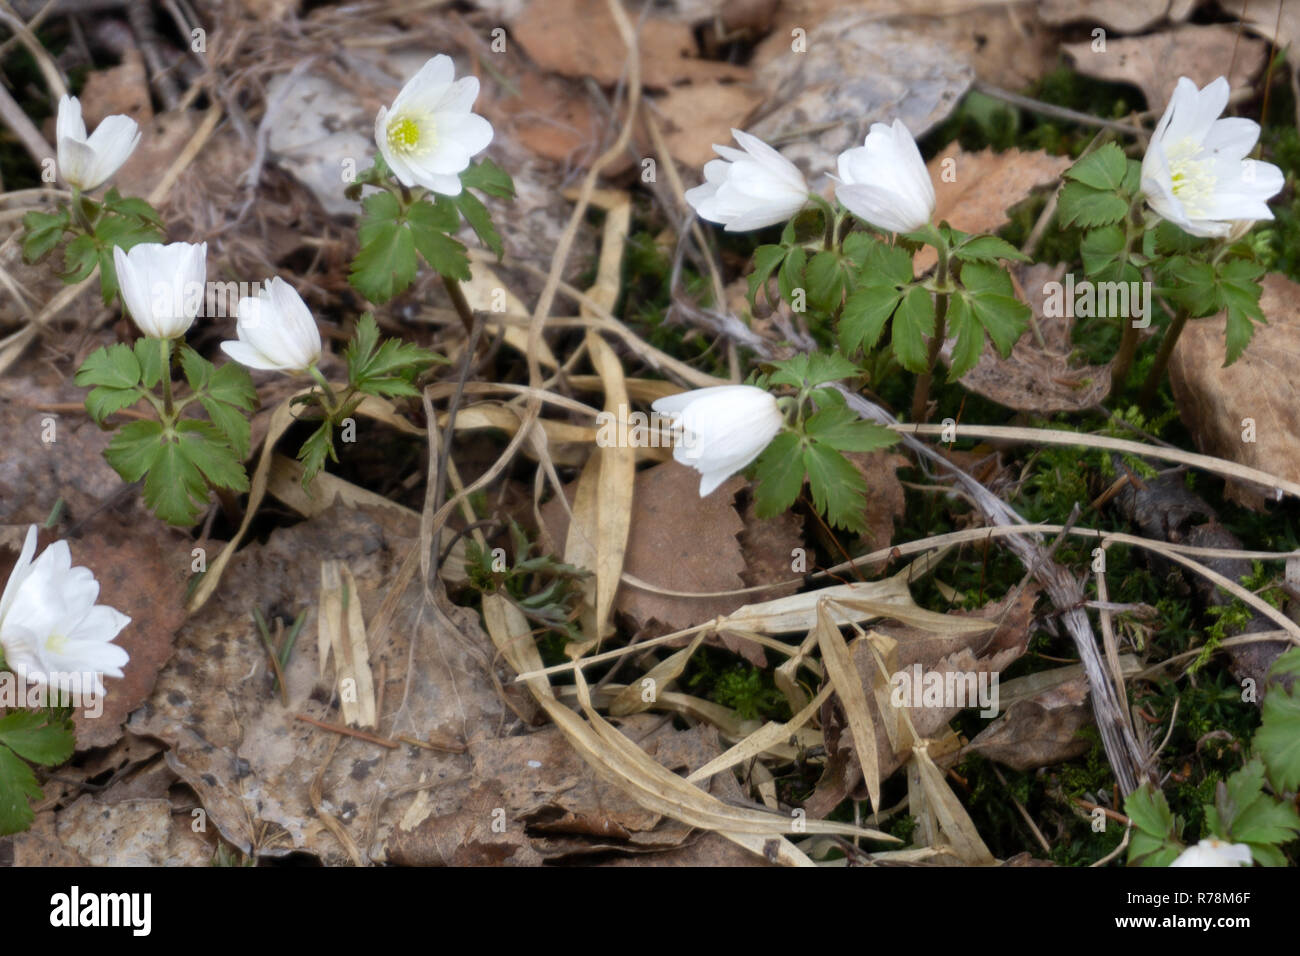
1169 273 1300 510
1037 0 1191 33
915 145 1070 273
1064 24 1266 110
943 262 1113 412
128 505 510 864
748 11 973 182
512 0 751 89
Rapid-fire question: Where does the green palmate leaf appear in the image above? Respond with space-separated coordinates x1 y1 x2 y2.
104 420 164 481
207 362 257 412
407 198 470 281
176 420 250 493
1080 225 1125 278
143 438 211 526
945 295 984 382
804 404 898 452
92 212 165 304
951 234 1030 264
1057 182 1129 229
351 191 419 303
1124 782 1182 867
1218 259 1266 366
63 234 99 284
1063 142 1128 192
346 313 443 398
802 441 868 534
102 188 164 227
768 352 859 390
200 398 252 460
1206 758 1300 865
1270 646 1300 681
75 343 141 390
841 231 883 270
840 284 901 355
856 238 914 288
460 158 515 199
747 244 788 311
298 420 335 489
134 338 166 390
85 386 142 424
753 431 806 518
20 209 68 264
453 188 504 259
805 250 846 312
891 285 935 374
0 710 75 766
1256 680 1300 793
960 261 1030 355
0 744 44 836
778 244 808 307
1158 256 1217 314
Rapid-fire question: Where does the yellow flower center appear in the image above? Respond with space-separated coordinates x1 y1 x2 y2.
387 115 431 156
1166 138 1216 218
44 632 68 655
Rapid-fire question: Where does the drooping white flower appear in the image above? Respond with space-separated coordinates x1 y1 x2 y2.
834 119 936 234
374 54 494 197
0 525 130 698
55 94 140 192
1169 838 1254 868
652 385 785 496
221 276 322 373
1141 76 1284 238
113 241 207 339
685 130 810 231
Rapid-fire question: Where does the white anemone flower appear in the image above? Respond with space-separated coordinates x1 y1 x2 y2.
834 119 936 235
1169 839 1254 868
685 130 810 231
1141 76 1284 238
374 54 494 197
0 525 130 698
652 385 785 496
113 241 207 339
56 94 140 192
221 277 322 373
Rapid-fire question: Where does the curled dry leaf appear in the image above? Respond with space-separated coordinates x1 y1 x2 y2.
944 262 1113 412
1220 1 1300 67
1036 0 1192 33
1063 24 1266 110
1169 273 1300 510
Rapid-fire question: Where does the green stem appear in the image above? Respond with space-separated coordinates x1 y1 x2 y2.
1106 201 1148 397
910 240 950 423
159 337 175 423
1137 308 1190 410
308 364 341 418
442 274 477 338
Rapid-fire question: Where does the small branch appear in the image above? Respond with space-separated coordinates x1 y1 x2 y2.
974 81 1145 138
0 79 52 168
294 713 398 749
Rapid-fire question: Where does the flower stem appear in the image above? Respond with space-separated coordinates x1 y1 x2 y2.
1137 308 1190 410
442 274 477 338
910 239 950 423
308 364 341 419
159 337 175 422
1106 200 1148 398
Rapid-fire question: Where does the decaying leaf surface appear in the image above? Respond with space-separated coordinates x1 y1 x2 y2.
1220 1 1300 66
964 674 1094 771
512 0 751 88
1037 0 1186 33
915 145 1070 273
1169 273 1300 510
653 84 767 169
945 263 1112 412
129 505 509 863
1064 24 1266 110
748 11 973 180
37 796 210 867
843 451 907 554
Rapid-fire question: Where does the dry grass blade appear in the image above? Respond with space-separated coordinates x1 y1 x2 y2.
608 632 704 716
815 602 882 814
911 742 995 865
318 561 376 729
686 684 832 784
